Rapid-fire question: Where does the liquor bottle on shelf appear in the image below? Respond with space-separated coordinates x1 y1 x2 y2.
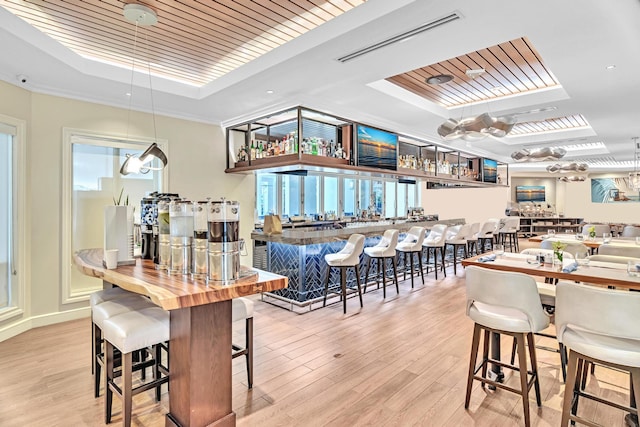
335 142 343 159
250 140 256 160
311 137 318 156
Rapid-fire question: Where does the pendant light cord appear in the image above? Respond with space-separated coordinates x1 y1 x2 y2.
126 20 158 145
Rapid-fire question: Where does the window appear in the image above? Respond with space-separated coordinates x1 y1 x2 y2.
323 176 338 215
62 130 165 303
303 175 320 216
0 131 13 310
343 178 356 217
256 173 277 219
385 181 396 218
281 175 301 218
0 116 25 319
397 183 407 217
372 180 383 215
408 183 416 209
359 179 371 213
253 173 420 220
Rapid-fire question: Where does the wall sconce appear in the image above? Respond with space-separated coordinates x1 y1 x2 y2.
120 142 167 175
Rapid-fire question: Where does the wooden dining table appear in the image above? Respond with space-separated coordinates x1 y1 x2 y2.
462 251 640 290
74 249 288 427
528 233 640 251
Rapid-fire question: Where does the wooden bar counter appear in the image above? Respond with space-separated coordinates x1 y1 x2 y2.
74 249 288 427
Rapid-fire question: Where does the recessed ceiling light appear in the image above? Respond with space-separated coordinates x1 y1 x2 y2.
606 64 616 70
125 92 131 97
425 74 453 85
266 90 274 94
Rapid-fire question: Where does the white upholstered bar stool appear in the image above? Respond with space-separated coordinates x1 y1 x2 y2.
598 244 640 258
498 217 521 252
91 288 132 374
556 281 640 427
103 306 170 427
231 297 254 388
395 226 426 288
581 223 612 236
92 292 156 397
323 233 365 314
477 220 498 253
540 240 589 258
445 223 472 275
363 229 399 298
621 225 640 237
423 224 448 280
464 266 550 427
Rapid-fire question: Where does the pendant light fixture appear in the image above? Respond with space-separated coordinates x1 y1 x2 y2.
119 3 168 176
437 69 516 141
629 137 640 191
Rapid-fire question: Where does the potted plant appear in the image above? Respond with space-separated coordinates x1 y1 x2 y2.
588 225 596 240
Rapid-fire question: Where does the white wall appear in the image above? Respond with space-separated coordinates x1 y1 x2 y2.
562 176 640 223
421 185 510 224
510 172 640 223
0 80 256 340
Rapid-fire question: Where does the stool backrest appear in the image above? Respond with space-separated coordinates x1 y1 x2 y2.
339 233 365 264
478 220 498 237
621 225 640 237
470 222 480 238
581 223 611 236
556 281 640 342
465 266 549 332
588 254 640 264
376 229 399 257
501 217 520 233
445 225 461 240
425 224 448 246
399 226 426 251
449 223 472 241
597 244 640 258
520 248 574 259
540 240 588 256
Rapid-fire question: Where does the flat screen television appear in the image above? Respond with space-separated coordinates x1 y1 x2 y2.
356 125 397 171
516 185 546 202
482 158 498 183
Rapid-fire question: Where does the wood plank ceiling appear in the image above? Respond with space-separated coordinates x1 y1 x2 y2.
509 114 589 136
1 0 365 86
386 36 560 108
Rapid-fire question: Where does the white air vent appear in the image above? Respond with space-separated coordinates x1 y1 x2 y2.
337 12 461 63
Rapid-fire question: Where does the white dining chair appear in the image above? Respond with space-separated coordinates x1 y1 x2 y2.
465 266 550 427
556 281 640 426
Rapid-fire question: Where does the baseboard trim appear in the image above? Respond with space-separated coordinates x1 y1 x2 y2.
0 307 90 342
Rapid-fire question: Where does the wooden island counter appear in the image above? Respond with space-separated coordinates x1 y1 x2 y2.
74 249 288 427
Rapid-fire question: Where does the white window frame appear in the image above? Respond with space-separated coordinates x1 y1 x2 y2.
0 114 26 322
61 128 168 304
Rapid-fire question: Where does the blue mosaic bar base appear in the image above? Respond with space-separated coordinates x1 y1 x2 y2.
259 234 426 303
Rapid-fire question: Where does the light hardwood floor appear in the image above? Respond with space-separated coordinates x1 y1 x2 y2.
0 244 633 426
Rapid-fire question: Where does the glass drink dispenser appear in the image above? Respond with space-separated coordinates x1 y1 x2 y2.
169 200 194 275
157 198 171 270
192 201 209 279
207 200 240 283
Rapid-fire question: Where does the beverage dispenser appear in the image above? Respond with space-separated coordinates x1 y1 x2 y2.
207 200 240 283
140 193 158 260
169 199 194 275
156 198 171 270
192 201 209 279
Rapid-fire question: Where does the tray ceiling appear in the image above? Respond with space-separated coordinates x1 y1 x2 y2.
2 0 365 86
386 36 560 108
